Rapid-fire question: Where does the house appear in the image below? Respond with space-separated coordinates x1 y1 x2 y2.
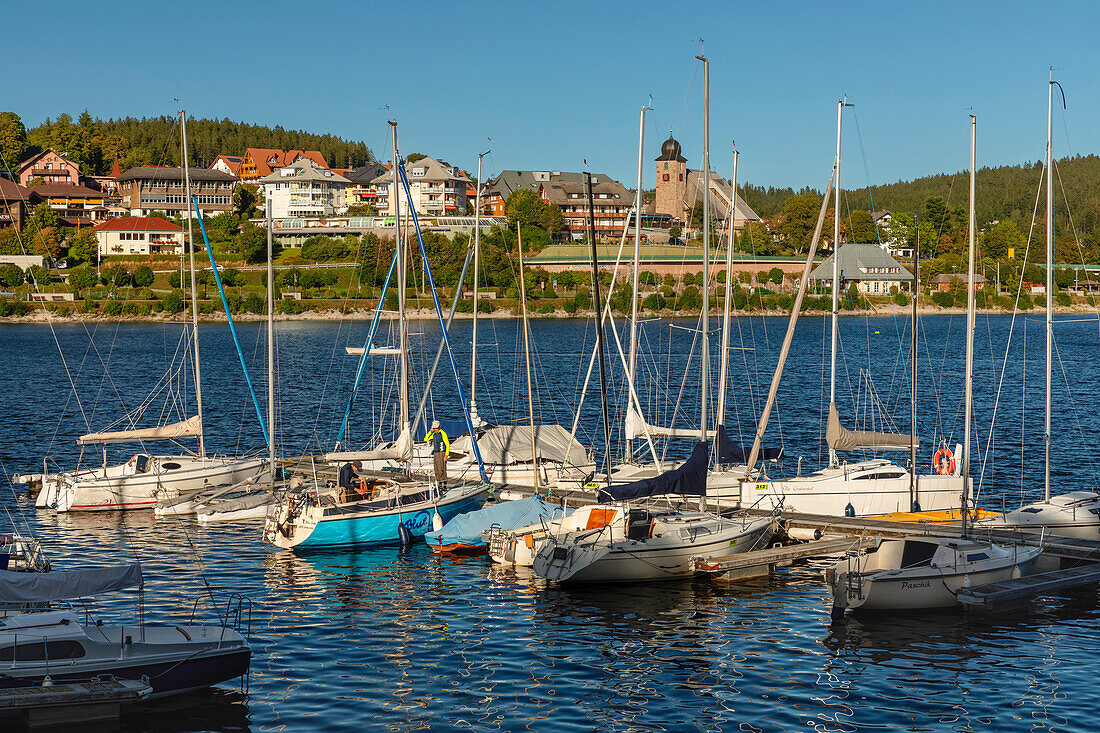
539 175 632 242
480 170 586 217
929 273 988 292
343 162 388 211
210 155 243 177
809 243 913 295
28 183 108 226
236 149 329 181
259 158 350 218
92 216 185 256
115 167 236 218
0 178 30 230
654 133 761 229
17 149 80 186
371 157 470 217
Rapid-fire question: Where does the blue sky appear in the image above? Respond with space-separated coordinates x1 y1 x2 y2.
9 1 1098 191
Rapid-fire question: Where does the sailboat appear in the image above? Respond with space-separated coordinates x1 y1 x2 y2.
710 99 967 518
32 110 266 513
978 78 1100 539
264 121 491 550
826 116 1041 616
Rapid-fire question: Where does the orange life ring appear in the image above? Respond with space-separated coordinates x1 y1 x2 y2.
932 447 955 476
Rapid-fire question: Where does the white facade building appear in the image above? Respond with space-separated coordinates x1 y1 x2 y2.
92 217 185 256
260 159 350 219
371 157 470 217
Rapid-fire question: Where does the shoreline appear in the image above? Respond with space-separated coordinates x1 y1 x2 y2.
1 303 1094 324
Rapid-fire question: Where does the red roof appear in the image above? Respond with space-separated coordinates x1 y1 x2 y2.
243 148 329 177
92 216 184 233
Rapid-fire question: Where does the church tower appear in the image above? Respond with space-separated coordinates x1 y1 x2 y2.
654 132 687 220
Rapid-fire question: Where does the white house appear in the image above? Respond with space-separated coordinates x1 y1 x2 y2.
260 159 350 218
92 216 185 256
809 243 913 295
370 157 470 217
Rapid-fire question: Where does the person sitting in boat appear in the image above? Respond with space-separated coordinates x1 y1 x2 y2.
338 460 362 498
425 420 450 485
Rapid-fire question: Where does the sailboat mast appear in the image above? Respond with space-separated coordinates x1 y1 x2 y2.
716 150 738 446
181 110 205 459
1045 79 1054 502
516 223 539 493
828 99 844 467
963 115 977 534
391 121 410 438
470 150 488 425
586 172 613 482
910 220 919 511
697 54 711 443
626 105 647 461
266 197 276 486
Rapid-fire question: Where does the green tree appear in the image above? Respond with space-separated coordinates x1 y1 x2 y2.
68 266 98 295
845 210 878 243
768 267 784 286
26 203 61 233
777 192 822 251
668 225 681 241
25 265 50 286
232 184 260 219
0 112 26 174
132 265 154 288
161 290 185 313
881 212 915 252
678 285 702 310
980 221 1025 260
66 229 98 264
504 190 545 230
923 197 952 237
33 227 62 260
737 221 774 254
539 204 564 235
0 263 24 287
406 153 428 163
103 264 131 288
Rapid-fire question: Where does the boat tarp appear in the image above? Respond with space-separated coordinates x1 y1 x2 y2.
78 416 202 445
425 496 571 547
826 403 916 452
0 563 143 603
717 425 783 463
451 425 588 466
598 441 709 502
624 409 715 440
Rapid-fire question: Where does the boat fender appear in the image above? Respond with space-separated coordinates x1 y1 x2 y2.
1010 565 1022 580
432 511 443 532
42 675 52 687
961 574 971 588
176 626 192 641
844 503 855 518
399 522 412 548
911 500 922 513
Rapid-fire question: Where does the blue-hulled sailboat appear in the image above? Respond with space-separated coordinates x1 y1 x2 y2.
264 122 491 550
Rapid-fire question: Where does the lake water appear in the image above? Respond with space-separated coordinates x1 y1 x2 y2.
1 313 1098 732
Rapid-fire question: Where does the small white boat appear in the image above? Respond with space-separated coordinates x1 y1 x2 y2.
197 490 273 522
489 503 620 567
533 507 776 583
825 537 1042 617
979 491 1100 540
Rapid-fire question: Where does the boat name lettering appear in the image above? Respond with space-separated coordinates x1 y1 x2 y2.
754 484 768 492
900 580 931 589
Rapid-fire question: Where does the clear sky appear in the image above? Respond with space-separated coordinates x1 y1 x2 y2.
8 1 1098 192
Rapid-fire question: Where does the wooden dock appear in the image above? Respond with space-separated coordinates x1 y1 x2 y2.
957 563 1100 613
692 535 879 581
0 678 151 729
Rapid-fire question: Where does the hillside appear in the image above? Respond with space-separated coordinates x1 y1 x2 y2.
16 112 375 176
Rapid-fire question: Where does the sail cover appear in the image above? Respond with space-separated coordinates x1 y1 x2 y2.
0 563 143 603
625 409 715 440
325 427 412 463
78 416 202 445
451 425 588 466
825 403 916 452
597 441 709 502
425 495 571 548
717 426 783 463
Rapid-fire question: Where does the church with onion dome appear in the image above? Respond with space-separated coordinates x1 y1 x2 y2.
653 132 761 230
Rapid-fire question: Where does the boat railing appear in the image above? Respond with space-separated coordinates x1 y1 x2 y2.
185 592 252 643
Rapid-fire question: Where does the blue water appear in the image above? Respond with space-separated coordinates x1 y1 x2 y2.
1 314 1098 732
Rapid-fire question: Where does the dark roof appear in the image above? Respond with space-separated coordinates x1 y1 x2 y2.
29 183 106 198
0 178 31 201
656 133 686 162
344 162 387 184
116 167 237 183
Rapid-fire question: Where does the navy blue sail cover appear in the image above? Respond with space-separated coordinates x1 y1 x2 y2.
717 425 783 463
383 417 470 442
597 441 709 502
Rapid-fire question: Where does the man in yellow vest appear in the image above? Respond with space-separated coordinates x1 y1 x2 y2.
425 420 450 485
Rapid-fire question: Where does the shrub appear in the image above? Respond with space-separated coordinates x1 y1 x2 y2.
562 299 578 314
1056 293 1071 307
0 298 30 317
0 264 24 288
132 265 154 288
639 271 659 286
678 285 702 310
537 303 553 314
477 300 494 314
301 235 351 262
161 290 185 313
643 293 666 311
244 293 266 313
931 291 954 308
101 299 123 316
894 292 909 307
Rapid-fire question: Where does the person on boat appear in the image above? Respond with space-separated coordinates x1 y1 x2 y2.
425 420 450 485
338 460 362 496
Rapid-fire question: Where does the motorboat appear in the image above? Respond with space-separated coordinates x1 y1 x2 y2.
42 453 268 513
0 564 250 697
264 471 490 550
978 491 1100 539
825 537 1041 617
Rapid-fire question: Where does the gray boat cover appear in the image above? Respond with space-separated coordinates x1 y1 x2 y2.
826 403 916 452
451 425 588 466
0 563 143 603
78 416 202 445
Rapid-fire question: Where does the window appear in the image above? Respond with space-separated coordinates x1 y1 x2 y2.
0 640 86 661
663 174 669 182
664 162 668 170
679 174 683 181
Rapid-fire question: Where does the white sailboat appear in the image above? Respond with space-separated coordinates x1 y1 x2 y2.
32 111 266 513
979 78 1100 539
826 116 1040 615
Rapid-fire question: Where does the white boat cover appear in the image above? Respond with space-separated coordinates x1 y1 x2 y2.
345 346 401 356
451 425 588 466
324 427 412 463
826 403 916 452
0 563 143 603
624 408 715 441
78 416 202 445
